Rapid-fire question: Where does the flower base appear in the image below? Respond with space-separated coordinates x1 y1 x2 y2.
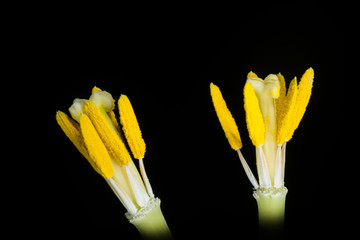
253 187 288 238
127 198 172 240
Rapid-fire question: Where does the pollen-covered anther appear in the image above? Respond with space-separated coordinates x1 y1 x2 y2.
210 83 242 150
56 111 89 159
91 86 102 94
79 114 115 178
247 71 258 79
276 77 298 145
285 68 314 141
118 94 146 159
243 82 265 147
84 100 131 166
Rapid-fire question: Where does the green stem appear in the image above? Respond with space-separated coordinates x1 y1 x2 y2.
127 198 173 240
253 187 288 239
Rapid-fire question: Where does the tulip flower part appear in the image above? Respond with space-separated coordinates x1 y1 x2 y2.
56 87 172 239
210 68 314 233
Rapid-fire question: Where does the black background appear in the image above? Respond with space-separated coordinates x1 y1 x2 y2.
16 2 345 239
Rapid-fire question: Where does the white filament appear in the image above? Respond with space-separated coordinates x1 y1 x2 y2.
105 178 138 216
139 158 155 198
256 146 272 188
236 149 259 189
125 165 150 207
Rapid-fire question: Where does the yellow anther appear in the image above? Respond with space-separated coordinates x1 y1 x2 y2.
108 110 121 133
56 111 89 160
247 71 258 79
276 77 298 145
243 82 265 147
84 100 130 166
79 114 114 178
277 73 286 100
286 68 314 141
118 94 146 159
210 83 242 150
92 86 102 94
276 73 286 127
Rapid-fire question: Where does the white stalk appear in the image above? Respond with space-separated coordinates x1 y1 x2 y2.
139 158 155 198
256 146 272 188
273 145 283 188
236 149 259 189
281 141 287 184
125 165 150 207
105 178 138 216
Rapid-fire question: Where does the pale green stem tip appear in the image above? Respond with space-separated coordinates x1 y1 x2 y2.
127 198 173 240
253 187 288 231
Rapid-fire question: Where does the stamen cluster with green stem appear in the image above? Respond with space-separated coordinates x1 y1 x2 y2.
210 68 314 234
56 87 172 239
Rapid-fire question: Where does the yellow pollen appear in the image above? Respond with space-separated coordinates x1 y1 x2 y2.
276 77 298 145
286 68 314 141
243 82 265 147
210 83 242 150
84 100 130 166
79 114 114 178
92 86 102 93
118 94 146 159
276 73 286 129
247 71 258 79
277 73 286 99
56 111 89 160
108 110 121 133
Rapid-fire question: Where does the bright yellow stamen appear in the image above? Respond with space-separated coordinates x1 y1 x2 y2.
56 111 89 159
108 110 121 133
118 95 146 159
243 82 265 147
247 71 258 79
90 87 121 133
277 73 286 103
79 114 114 178
84 100 130 165
92 86 102 93
286 68 314 141
210 83 242 150
276 78 298 145
276 73 286 135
